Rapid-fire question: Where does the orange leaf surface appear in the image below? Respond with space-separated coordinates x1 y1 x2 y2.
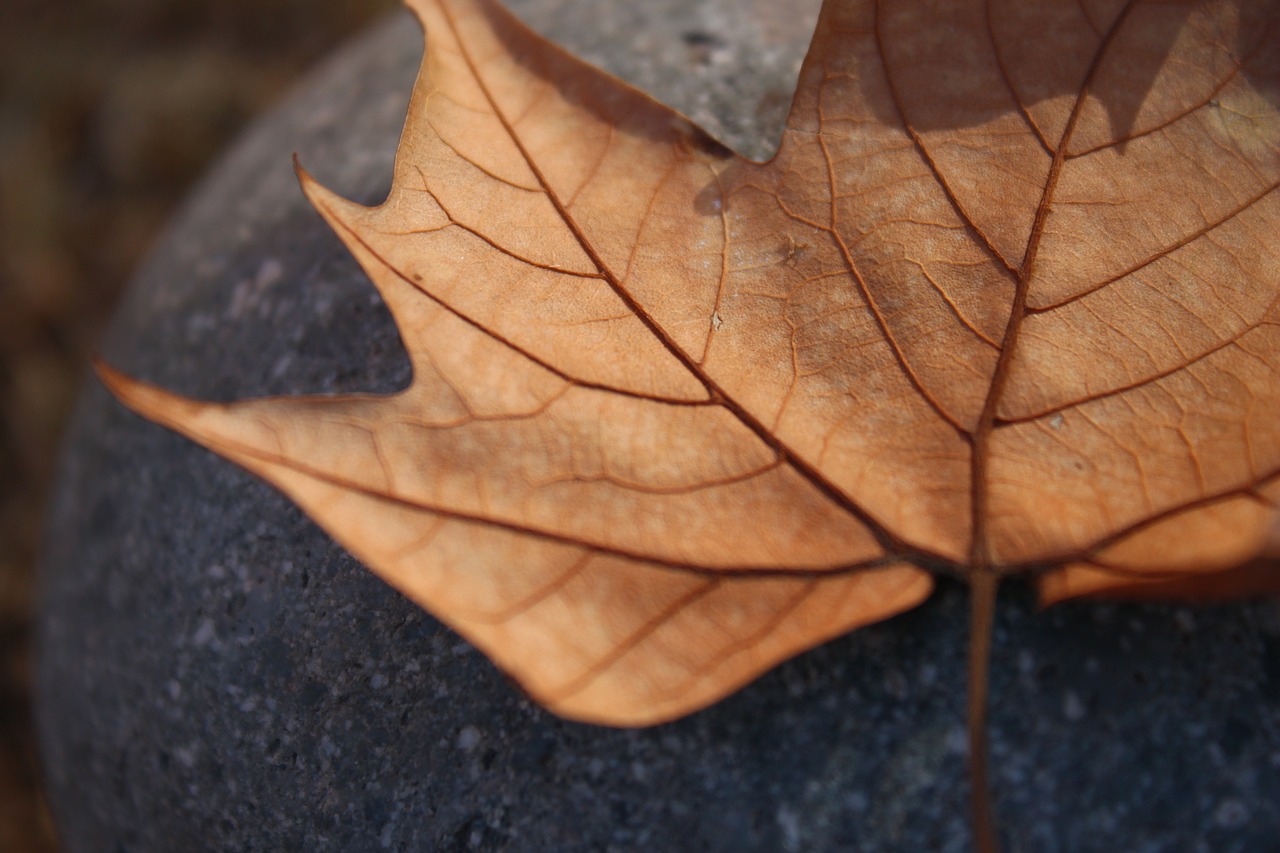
101 0 1279 757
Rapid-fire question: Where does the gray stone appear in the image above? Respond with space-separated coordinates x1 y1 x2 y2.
37 3 1280 852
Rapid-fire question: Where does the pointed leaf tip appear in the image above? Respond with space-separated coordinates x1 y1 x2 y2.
95 360 213 436
291 153 309 185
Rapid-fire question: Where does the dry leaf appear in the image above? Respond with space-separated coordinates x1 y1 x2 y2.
99 0 1279 848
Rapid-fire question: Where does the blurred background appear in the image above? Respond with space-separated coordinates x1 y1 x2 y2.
0 0 397 847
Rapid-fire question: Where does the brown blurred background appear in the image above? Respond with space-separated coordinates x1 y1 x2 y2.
0 0 397 847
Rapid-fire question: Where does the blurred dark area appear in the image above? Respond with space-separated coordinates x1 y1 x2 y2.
0 0 396 847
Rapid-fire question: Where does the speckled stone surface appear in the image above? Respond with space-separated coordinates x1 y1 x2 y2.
37 3 1280 851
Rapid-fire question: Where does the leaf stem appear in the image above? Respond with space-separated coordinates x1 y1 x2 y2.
968 571 1001 853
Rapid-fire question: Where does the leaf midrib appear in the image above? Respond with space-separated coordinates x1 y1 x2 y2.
963 0 1138 570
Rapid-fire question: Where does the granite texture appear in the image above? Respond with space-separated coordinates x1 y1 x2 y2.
38 3 1280 851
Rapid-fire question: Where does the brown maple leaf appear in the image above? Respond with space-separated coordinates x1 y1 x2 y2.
98 0 1280 849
